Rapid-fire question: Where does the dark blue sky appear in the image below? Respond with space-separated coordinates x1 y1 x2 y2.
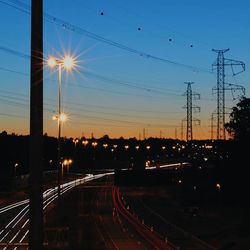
0 0 249 139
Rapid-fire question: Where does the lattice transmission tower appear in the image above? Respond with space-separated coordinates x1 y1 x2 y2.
209 113 217 140
212 49 245 140
183 82 200 141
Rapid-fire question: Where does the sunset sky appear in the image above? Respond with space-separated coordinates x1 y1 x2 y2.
0 0 249 139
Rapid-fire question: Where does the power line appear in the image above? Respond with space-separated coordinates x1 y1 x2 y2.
0 46 184 97
0 0 213 74
0 64 181 101
0 88 180 117
0 88 183 115
0 46 29 59
78 69 181 96
0 91 182 127
101 0 216 50
0 112 27 119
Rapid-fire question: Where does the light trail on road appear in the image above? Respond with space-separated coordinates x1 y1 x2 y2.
0 172 113 249
112 186 178 250
146 162 190 170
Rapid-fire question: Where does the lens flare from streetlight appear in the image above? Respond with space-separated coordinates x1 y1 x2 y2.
47 57 57 68
52 115 58 121
52 113 69 122
62 55 76 70
59 113 68 122
47 54 77 71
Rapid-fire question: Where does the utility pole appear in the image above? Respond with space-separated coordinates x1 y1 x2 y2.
183 82 200 141
212 49 245 140
29 0 43 249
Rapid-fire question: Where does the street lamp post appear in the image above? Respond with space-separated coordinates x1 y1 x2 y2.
68 159 73 172
57 63 62 203
48 55 75 202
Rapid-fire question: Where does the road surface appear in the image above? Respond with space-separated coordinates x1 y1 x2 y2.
0 173 110 249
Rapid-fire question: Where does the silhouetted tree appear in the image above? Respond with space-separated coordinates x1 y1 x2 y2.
101 134 109 140
225 97 250 141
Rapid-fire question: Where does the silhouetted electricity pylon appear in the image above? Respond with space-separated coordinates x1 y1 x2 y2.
209 113 217 140
212 49 245 140
181 119 185 141
183 82 200 141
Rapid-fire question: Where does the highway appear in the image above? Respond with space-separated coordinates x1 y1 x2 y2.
146 162 190 170
121 187 217 250
78 177 151 249
0 171 183 249
53 175 175 249
112 186 176 250
0 173 112 249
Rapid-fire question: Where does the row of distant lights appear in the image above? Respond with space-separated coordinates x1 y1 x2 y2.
178 180 221 191
73 139 167 151
74 139 215 151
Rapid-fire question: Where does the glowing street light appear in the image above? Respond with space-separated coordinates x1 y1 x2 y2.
14 163 19 175
82 140 89 146
47 54 76 201
47 57 57 68
216 183 221 191
63 158 73 174
62 55 76 70
63 159 69 167
59 113 68 122
47 55 76 71
52 113 68 122
73 138 79 147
